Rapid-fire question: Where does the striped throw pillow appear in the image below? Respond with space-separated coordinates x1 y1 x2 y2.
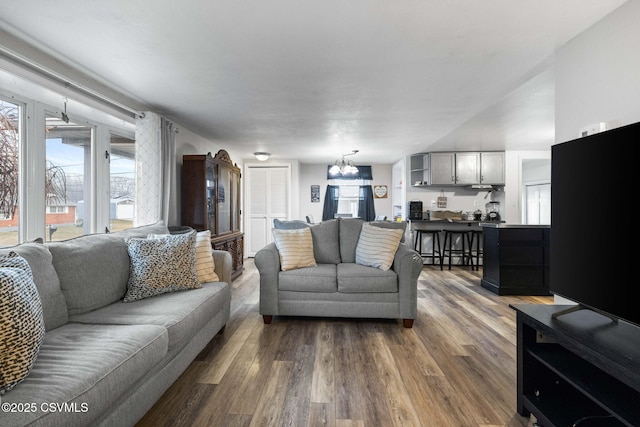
195 230 219 283
355 222 403 271
272 227 317 271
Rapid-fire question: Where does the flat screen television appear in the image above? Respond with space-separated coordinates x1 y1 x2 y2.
550 121 636 327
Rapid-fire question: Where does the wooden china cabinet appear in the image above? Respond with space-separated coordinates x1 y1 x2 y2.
181 150 244 280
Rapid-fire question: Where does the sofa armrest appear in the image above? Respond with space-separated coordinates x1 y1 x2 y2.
254 242 281 317
392 244 423 320
212 250 233 284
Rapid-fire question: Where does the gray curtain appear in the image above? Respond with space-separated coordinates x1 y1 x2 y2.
322 185 339 221
358 185 376 221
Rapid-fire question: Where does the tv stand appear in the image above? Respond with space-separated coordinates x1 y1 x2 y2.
510 304 640 427
551 304 619 323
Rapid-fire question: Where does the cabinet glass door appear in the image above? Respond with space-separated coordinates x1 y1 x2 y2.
206 163 216 232
218 166 231 234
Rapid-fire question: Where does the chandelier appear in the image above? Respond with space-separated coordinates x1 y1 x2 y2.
329 150 359 176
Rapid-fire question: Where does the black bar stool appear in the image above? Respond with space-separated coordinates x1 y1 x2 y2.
441 229 471 270
467 230 483 271
414 229 442 266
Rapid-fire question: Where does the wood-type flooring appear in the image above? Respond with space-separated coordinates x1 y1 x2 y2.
137 258 551 427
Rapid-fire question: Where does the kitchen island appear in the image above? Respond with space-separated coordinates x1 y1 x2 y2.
480 223 551 296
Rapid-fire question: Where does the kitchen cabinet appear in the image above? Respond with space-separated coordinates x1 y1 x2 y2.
481 224 550 296
409 153 430 186
429 152 456 185
182 150 244 280
480 152 505 185
423 151 505 186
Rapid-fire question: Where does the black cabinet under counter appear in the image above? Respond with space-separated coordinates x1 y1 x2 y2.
481 224 551 296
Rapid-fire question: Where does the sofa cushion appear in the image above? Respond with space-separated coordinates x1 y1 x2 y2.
279 264 337 292
113 220 170 238
309 219 341 264
273 218 310 229
48 233 132 316
70 281 229 353
0 243 68 330
338 218 366 263
337 263 398 293
124 231 200 302
0 323 168 426
355 222 403 271
0 252 46 394
272 227 317 271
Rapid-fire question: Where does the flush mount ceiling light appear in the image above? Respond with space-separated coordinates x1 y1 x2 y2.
253 152 270 161
329 150 359 176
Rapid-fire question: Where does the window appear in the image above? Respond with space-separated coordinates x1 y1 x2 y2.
109 133 136 232
45 113 93 241
0 98 21 246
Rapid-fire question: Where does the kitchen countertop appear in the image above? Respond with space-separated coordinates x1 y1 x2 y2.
480 223 549 228
410 219 503 225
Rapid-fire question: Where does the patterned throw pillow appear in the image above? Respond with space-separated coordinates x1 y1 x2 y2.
0 252 45 394
149 230 219 283
355 222 404 271
124 230 200 302
272 227 317 271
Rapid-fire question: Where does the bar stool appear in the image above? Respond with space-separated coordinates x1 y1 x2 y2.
467 229 483 271
441 229 471 270
414 229 442 266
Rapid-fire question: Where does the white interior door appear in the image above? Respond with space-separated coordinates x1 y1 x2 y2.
245 165 290 256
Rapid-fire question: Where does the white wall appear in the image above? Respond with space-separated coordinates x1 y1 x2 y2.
555 0 640 143
299 163 393 221
504 150 551 224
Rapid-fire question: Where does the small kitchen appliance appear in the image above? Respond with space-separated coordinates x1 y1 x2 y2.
486 201 501 221
409 201 423 220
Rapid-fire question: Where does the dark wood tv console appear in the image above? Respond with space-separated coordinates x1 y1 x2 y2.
510 304 640 427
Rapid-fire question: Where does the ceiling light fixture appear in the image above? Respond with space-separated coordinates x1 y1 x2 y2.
329 150 359 176
254 152 270 161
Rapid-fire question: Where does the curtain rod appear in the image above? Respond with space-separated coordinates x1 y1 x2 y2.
0 46 145 119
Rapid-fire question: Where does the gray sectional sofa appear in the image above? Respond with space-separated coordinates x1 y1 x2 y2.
0 222 231 427
255 218 422 327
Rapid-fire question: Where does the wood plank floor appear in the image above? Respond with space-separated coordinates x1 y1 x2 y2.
136 259 552 427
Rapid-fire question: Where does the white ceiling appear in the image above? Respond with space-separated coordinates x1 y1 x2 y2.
0 0 627 164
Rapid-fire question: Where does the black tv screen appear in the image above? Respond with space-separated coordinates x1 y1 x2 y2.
550 121 636 326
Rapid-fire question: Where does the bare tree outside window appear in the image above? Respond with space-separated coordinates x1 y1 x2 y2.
0 101 19 220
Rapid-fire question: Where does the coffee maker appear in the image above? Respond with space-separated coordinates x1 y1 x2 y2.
409 201 423 220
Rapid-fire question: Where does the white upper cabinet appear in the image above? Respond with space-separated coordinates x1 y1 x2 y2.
455 152 481 185
429 152 456 185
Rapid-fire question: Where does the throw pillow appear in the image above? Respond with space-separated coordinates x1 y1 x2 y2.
0 252 46 394
124 230 200 302
148 230 219 283
194 230 219 283
272 227 317 271
355 222 404 271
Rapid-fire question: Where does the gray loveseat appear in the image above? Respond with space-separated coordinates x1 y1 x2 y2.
255 218 422 328
0 222 231 427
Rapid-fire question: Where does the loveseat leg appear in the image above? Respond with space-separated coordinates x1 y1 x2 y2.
263 315 273 324
403 319 414 328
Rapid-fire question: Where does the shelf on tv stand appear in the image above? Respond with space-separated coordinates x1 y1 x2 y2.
510 304 640 427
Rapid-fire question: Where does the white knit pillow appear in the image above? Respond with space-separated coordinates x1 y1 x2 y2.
272 227 316 271
355 222 403 271
194 230 219 283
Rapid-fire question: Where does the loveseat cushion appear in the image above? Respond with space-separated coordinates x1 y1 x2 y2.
279 264 337 292
355 222 404 271
0 243 68 330
0 323 168 427
273 218 341 264
338 218 366 263
48 233 132 316
337 263 398 293
69 282 230 353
